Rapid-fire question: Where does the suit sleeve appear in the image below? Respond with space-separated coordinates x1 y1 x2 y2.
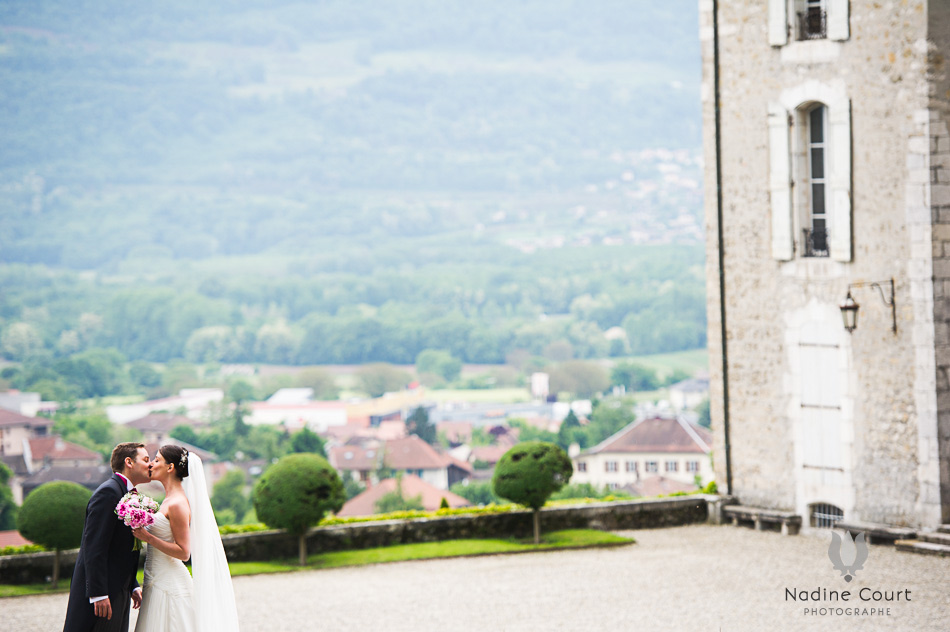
83 486 119 598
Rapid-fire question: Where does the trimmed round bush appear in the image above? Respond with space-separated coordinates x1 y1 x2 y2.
17 481 91 585
253 453 345 565
493 441 573 543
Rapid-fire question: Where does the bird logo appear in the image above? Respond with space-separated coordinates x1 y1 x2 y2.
828 530 868 582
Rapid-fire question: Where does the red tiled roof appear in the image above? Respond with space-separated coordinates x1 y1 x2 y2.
337 475 472 517
29 436 102 463
0 530 33 548
0 408 51 429
329 444 382 472
470 445 507 465
588 417 711 455
384 436 456 471
126 413 195 433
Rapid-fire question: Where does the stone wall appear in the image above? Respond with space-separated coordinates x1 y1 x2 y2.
0 496 712 585
701 0 946 526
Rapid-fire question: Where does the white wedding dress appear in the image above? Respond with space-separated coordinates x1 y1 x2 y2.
134 454 240 631
134 512 197 632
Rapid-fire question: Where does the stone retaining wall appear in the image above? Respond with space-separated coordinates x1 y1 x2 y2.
0 496 713 585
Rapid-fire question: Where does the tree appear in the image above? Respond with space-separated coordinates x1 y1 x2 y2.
0 463 18 530
228 379 254 437
294 367 340 400
585 399 635 445
415 349 462 382
211 469 249 524
406 406 436 445
290 427 326 457
610 361 659 392
492 442 573 544
1 322 43 361
128 360 161 389
18 482 91 586
355 363 410 398
253 454 345 565
556 409 583 451
696 397 711 429
548 360 610 398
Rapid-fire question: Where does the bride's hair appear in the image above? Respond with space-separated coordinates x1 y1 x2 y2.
159 444 190 480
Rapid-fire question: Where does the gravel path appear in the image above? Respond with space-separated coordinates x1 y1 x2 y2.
3 524 948 631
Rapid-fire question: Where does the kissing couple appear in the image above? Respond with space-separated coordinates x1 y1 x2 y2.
63 442 240 631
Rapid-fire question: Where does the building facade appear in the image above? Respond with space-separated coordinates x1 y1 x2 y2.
702 0 950 527
572 416 713 491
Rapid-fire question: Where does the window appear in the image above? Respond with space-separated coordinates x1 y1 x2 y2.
769 0 849 46
796 0 826 40
605 461 618 473
645 461 658 473
606 483 619 491
809 502 844 528
802 105 829 257
769 85 851 262
577 461 587 472
625 461 637 473
686 461 700 473
665 461 679 473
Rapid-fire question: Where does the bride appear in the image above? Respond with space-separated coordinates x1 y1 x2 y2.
132 445 240 631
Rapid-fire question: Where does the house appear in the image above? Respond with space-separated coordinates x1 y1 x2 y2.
0 390 57 417
21 464 113 498
106 388 224 424
337 474 472 517
668 377 709 411
572 416 712 491
0 408 53 457
125 413 197 445
27 436 102 470
701 1 950 528
328 441 384 487
383 436 472 491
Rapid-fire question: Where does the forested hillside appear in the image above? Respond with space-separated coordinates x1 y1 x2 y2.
0 0 705 378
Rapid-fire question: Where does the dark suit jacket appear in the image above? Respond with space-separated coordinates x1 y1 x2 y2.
63 473 141 632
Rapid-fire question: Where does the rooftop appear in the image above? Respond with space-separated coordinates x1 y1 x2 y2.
584 416 712 455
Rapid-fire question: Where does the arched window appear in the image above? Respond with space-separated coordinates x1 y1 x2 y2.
801 103 829 257
768 83 851 262
809 502 843 528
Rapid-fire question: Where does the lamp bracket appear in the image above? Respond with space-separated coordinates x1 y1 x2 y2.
846 278 896 333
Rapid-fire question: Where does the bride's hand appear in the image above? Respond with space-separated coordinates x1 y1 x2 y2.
131 527 151 542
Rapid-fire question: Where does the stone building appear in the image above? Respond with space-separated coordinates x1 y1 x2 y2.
701 0 950 528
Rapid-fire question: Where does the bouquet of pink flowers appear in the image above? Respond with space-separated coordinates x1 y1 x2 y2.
115 491 159 550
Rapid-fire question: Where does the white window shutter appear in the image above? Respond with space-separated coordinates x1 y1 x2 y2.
829 100 852 262
768 0 788 46
827 0 850 41
768 103 794 261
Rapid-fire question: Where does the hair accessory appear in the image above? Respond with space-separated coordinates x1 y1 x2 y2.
180 450 189 467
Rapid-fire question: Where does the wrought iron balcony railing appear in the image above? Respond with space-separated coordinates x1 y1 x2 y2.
797 9 827 40
802 227 829 258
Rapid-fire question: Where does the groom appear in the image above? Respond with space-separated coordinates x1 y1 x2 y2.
63 442 151 632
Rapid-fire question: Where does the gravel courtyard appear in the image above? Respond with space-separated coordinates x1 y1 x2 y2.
3 524 948 632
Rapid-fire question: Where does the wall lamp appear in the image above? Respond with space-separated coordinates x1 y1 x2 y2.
839 278 896 334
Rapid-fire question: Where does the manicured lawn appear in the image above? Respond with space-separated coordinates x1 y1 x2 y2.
0 530 633 597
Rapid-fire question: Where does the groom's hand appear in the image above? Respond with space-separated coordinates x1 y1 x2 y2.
132 588 143 609
94 597 113 620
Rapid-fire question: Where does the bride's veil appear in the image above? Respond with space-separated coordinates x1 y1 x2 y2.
182 452 240 630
